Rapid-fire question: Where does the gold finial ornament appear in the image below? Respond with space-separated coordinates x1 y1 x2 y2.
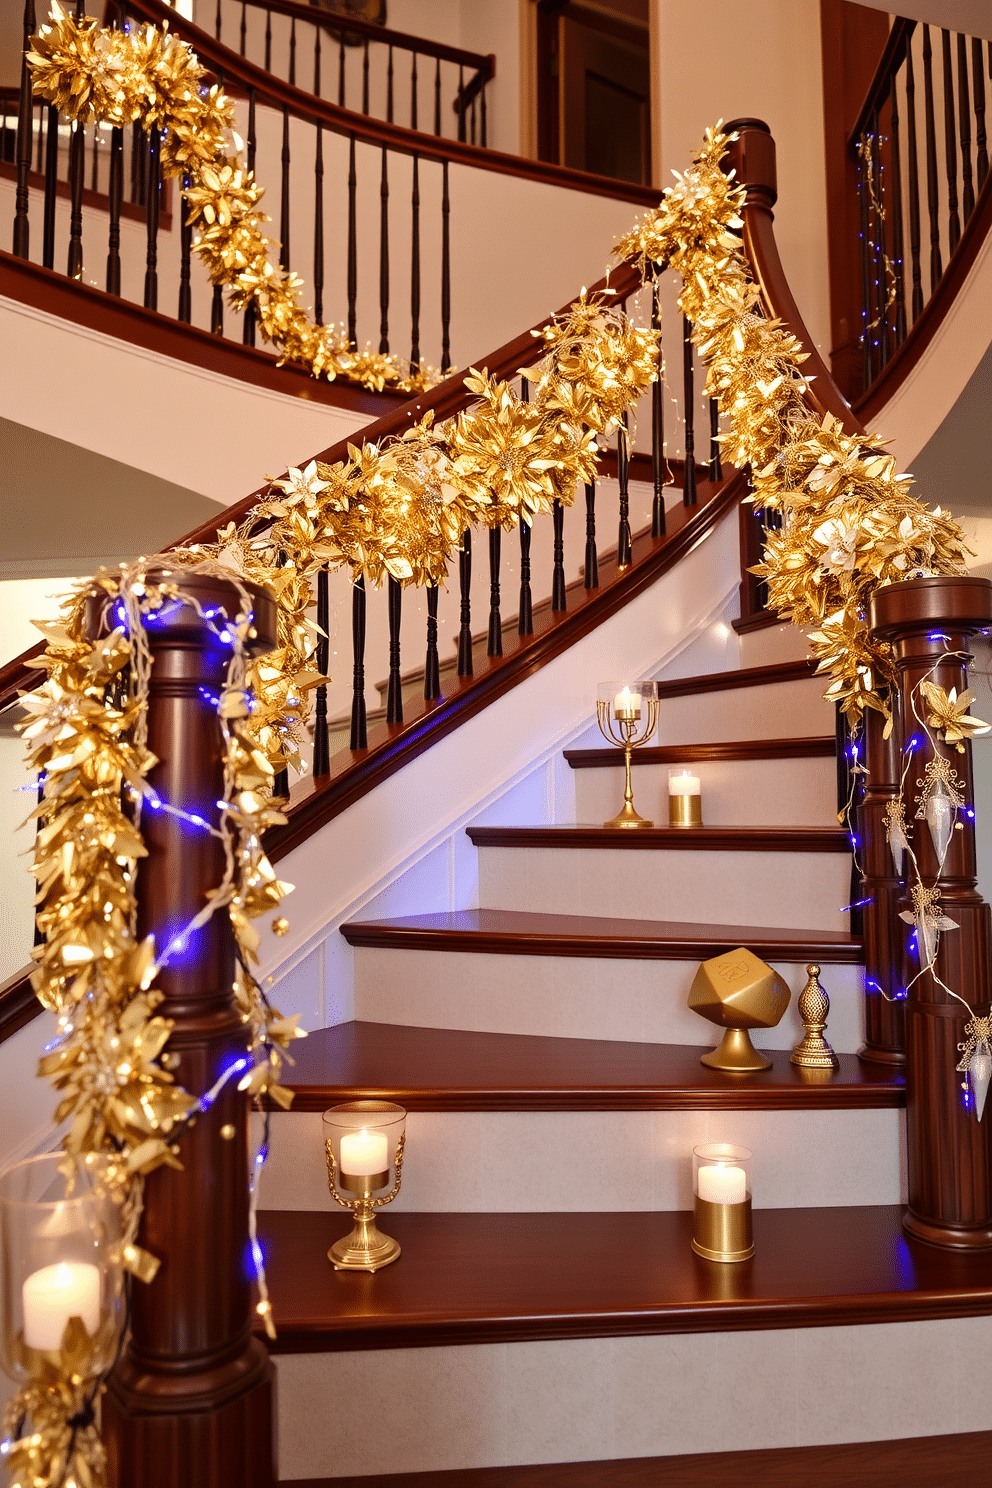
688 948 791 1072
790 964 839 1070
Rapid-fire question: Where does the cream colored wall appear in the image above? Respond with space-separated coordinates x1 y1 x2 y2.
650 0 832 361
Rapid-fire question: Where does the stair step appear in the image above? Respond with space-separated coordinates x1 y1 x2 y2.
654 659 816 698
257 1204 987 1355
467 826 851 852
341 909 862 964
563 736 837 766
648 660 831 744
279 1022 898 1113
282 1430 992 1488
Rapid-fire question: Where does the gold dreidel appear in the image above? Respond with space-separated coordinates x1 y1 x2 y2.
790 963 839 1070
692 1142 754 1263
595 680 660 828
688 947 791 1072
323 1101 406 1272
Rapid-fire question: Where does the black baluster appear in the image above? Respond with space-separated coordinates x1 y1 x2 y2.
441 160 451 372
424 584 441 701
314 22 322 96
411 50 418 129
487 528 502 656
889 74 907 348
708 398 723 482
67 118 85 279
471 96 477 146
905 41 924 322
239 0 246 57
312 567 330 777
350 574 368 750
338 38 345 107
143 122 160 309
457 530 473 676
552 500 566 609
289 17 296 87
264 8 272 73
12 0 35 258
481 79 488 147
617 413 632 567
387 45 394 123
956 33 974 221
682 316 696 508
584 484 598 588
457 66 465 142
35 97 44 175
42 105 58 271
386 574 403 724
280 105 291 269
974 38 988 192
106 121 123 294
362 38 369 115
214 0 221 41
434 58 441 136
923 25 943 289
410 152 421 368
519 376 535 629
243 88 257 344
314 123 324 324
379 148 389 352
870 108 890 366
211 284 224 335
941 29 961 253
347 133 357 347
178 170 192 322
857 132 873 387
130 120 144 205
90 122 100 192
651 275 666 537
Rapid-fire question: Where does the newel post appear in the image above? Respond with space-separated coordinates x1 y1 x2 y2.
858 706 907 1064
870 575 992 1249
87 573 279 1486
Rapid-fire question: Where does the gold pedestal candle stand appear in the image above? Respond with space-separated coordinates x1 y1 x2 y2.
323 1101 406 1272
595 681 660 828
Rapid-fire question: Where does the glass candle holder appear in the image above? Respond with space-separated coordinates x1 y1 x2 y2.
595 680 660 828
691 1142 754 1263
322 1101 406 1272
0 1152 125 1385
669 768 702 827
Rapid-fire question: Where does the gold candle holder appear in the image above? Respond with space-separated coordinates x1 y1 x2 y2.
595 680 660 828
691 1142 754 1263
668 769 702 827
322 1101 406 1272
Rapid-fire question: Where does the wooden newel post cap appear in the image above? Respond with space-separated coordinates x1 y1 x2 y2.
722 118 777 210
870 574 992 642
82 567 279 659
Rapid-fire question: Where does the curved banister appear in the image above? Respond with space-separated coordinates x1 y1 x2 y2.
123 0 661 205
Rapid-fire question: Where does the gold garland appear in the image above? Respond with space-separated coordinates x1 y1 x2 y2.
27 4 436 394
614 124 971 727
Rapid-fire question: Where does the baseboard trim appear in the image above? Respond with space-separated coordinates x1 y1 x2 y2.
280 1429 992 1486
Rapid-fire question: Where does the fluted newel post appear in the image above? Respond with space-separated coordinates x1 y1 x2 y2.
90 573 277 1487
858 703 907 1065
871 575 992 1249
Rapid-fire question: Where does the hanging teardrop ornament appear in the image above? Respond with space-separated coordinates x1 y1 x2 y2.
916 910 938 968
969 1041 992 1122
884 798 909 879
925 779 955 862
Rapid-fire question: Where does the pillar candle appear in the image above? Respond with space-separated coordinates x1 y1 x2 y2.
339 1128 389 1177
669 770 701 797
22 1261 101 1350
614 686 641 721
696 1165 747 1205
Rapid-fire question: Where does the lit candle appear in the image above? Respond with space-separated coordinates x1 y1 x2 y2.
697 1165 747 1205
22 1261 101 1350
669 770 701 797
614 686 641 721
339 1128 389 1177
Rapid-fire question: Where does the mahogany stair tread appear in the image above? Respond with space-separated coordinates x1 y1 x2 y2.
340 907 864 963
280 1021 900 1112
563 736 837 767
466 825 852 852
653 657 816 699
257 1205 991 1355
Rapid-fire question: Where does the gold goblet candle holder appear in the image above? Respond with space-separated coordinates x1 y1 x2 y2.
323 1101 406 1272
595 680 660 828
0 1151 125 1390
669 768 702 827
691 1142 754 1263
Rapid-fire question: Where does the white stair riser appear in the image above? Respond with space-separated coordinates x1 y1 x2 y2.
352 948 865 1051
477 845 853 932
736 619 812 667
656 676 832 743
274 1315 991 1480
259 1107 903 1214
573 755 837 828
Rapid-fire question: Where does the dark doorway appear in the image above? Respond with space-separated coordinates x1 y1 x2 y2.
536 0 652 185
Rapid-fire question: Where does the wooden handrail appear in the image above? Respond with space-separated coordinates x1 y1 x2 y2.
849 17 916 149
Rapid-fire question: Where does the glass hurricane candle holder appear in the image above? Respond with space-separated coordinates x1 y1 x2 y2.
669 768 702 827
691 1143 754 1263
0 1152 125 1386
595 680 660 828
323 1101 406 1272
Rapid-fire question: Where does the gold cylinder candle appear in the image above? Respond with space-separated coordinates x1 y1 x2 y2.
691 1143 754 1262
669 769 702 827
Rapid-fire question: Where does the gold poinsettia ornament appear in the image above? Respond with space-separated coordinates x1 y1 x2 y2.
920 681 991 752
